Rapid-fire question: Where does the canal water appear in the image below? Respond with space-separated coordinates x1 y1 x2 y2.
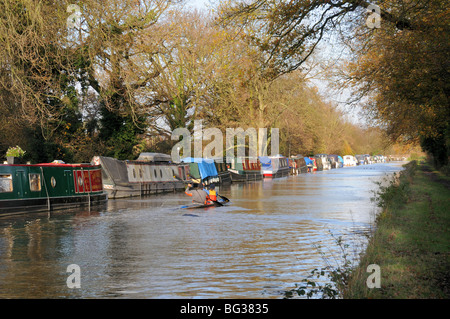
0 162 405 298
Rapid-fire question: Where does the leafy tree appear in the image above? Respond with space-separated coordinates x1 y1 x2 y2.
343 0 449 167
217 0 448 166
98 105 145 160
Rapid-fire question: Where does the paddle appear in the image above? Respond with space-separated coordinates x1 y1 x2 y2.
217 194 230 202
173 175 195 186
211 199 223 207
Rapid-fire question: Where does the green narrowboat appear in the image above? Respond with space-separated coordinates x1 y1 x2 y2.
227 157 262 182
0 162 108 216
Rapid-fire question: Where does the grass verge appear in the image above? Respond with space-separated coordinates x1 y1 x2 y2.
344 161 450 298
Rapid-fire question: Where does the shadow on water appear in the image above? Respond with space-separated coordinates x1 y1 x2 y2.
0 162 406 298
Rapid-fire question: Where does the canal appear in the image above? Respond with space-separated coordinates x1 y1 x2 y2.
0 162 405 298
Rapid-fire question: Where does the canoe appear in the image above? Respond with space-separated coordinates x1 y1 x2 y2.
181 199 229 209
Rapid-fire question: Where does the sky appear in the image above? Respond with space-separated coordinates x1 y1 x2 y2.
188 0 214 10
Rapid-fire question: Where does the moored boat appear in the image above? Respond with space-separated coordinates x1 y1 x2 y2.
259 155 290 178
314 156 324 171
227 157 262 182
288 157 297 175
328 155 343 168
308 157 318 171
214 159 232 184
355 155 365 165
0 162 107 216
315 154 331 170
343 155 357 166
181 157 219 185
93 153 189 199
289 155 308 174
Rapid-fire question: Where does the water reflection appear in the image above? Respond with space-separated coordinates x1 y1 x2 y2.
0 163 405 298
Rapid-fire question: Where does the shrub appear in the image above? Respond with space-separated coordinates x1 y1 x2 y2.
6 145 26 158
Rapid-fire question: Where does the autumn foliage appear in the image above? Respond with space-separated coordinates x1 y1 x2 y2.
0 0 437 164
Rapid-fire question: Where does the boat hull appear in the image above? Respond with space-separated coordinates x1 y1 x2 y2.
229 169 262 182
262 167 290 178
181 201 229 209
0 193 108 216
104 181 184 199
215 161 232 184
228 157 262 183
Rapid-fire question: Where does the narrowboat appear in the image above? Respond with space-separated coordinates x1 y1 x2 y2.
288 157 297 175
364 155 372 164
314 156 324 171
214 160 232 184
355 155 365 165
0 162 107 216
259 155 290 178
343 155 357 166
92 153 189 199
315 154 331 170
289 155 308 174
328 155 343 168
308 157 317 171
180 157 219 185
303 157 313 172
227 157 262 182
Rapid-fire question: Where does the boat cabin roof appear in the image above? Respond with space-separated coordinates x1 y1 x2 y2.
136 153 171 162
0 163 97 168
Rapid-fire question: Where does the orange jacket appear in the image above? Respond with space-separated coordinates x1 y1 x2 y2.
207 189 217 201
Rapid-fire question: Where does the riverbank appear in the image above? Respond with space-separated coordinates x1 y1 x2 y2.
344 161 450 298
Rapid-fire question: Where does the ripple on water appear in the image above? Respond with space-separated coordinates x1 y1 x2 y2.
0 162 405 298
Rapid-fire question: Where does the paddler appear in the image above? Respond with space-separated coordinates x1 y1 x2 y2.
185 183 208 205
206 183 217 202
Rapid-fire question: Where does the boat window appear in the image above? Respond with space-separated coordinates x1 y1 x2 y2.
0 174 13 193
29 173 41 192
51 176 56 188
160 169 162 178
